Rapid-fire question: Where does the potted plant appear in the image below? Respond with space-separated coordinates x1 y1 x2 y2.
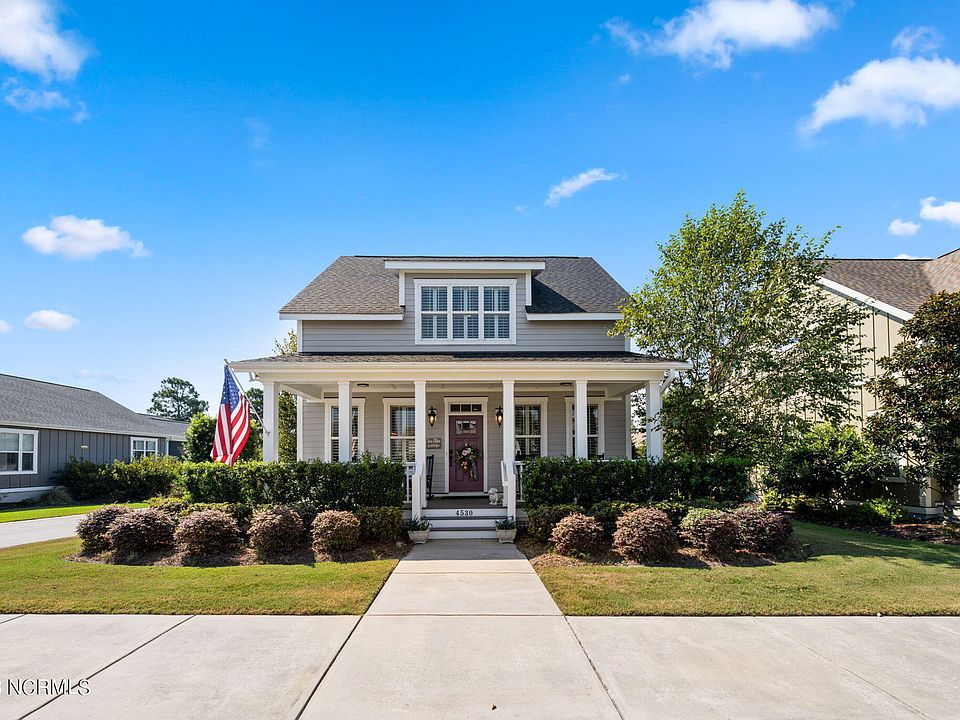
405 517 431 544
494 517 517 544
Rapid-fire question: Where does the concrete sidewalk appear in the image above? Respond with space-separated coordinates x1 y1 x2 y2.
0 515 83 549
2 540 959 719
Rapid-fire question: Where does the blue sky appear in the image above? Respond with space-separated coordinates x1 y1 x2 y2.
2 0 959 410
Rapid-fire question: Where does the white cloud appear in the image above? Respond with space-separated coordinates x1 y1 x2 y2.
244 118 271 151
0 319 10 333
802 56 960 133
602 18 643 55
22 215 148 259
3 82 67 110
0 0 90 81
887 218 920 236
545 168 622 207
920 197 960 227
638 0 834 70
617 73 632 85
893 253 927 259
25 309 78 331
892 26 942 56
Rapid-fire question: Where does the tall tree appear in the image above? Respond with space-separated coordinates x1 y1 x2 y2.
183 412 262 462
274 330 298 463
867 292 960 517
246 387 264 419
148 377 209 421
615 191 868 463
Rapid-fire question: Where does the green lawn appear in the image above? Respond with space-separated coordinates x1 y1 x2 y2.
0 538 397 615
0 503 148 523
536 522 960 616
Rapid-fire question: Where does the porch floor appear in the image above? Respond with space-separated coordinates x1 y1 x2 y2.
425 496 523 510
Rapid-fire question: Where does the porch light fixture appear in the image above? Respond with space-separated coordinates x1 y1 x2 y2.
357 382 369 388
427 406 437 426
495 406 504 427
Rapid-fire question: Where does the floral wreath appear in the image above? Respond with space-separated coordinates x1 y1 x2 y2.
458 444 482 479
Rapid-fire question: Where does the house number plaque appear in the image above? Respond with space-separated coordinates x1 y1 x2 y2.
426 438 442 449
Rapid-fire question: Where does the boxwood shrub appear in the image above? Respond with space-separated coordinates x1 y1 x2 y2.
357 506 404 543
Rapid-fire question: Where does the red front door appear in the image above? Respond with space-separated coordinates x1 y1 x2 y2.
448 414 484 492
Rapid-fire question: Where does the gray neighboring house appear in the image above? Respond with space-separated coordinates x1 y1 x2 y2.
0 374 188 502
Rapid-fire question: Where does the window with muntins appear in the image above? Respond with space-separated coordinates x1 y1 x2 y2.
132 437 158 460
0 429 37 474
330 406 360 460
570 404 601 458
416 280 515 344
514 405 543 460
389 406 416 462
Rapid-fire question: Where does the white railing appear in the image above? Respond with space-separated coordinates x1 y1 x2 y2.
403 462 415 503
513 461 524 502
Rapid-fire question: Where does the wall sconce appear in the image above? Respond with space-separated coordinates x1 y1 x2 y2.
495 406 504 427
427 407 437 426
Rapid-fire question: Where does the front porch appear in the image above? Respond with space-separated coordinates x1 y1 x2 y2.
231 354 684 529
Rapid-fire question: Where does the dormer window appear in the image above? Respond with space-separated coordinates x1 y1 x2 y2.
415 279 516 344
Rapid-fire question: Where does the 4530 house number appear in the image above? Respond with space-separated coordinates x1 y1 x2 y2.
455 509 474 517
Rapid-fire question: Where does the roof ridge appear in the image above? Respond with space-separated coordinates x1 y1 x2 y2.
0 373 99 393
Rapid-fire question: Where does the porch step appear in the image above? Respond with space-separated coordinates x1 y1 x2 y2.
423 507 507 520
426 517 505 530
428 528 499 539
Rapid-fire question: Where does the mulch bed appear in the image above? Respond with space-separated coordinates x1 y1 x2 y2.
68 540 410 567
517 536 808 569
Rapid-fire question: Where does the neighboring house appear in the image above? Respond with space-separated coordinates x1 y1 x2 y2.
232 256 689 537
819 247 960 514
0 374 188 503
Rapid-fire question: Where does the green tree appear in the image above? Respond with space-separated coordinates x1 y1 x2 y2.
615 192 869 462
183 412 262 463
246 387 264 418
867 291 960 517
148 377 209 421
274 330 298 463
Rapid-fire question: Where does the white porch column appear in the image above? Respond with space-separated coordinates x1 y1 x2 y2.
502 380 516 518
646 380 663 461
337 381 353 462
574 380 588 459
414 380 427 513
262 380 278 462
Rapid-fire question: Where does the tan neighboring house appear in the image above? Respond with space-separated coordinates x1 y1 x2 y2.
819 248 960 514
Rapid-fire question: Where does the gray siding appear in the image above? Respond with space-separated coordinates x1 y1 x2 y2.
296 391 629 493
0 427 168 493
300 272 625 353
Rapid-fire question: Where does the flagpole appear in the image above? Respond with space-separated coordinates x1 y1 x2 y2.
223 359 265 427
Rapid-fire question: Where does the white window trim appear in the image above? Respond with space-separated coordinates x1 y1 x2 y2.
0 427 39 475
564 398 606 458
130 436 159 460
324 398 366 462
443 397 489 494
414 278 518 345
514 397 549 460
383 398 416 464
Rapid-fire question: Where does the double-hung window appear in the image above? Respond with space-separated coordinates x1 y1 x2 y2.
387 405 416 462
416 280 516 344
0 428 37 474
131 437 158 460
514 404 545 460
329 405 362 461
566 402 604 458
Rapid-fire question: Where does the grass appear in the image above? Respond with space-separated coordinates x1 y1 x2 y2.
535 522 960 616
0 503 147 523
0 538 397 615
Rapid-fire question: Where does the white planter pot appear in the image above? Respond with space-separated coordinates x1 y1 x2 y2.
408 530 430 544
496 528 517 544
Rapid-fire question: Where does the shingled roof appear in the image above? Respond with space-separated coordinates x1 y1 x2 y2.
279 256 628 315
0 374 189 437
822 249 960 314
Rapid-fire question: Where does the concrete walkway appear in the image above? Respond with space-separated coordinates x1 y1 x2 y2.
0 515 83 549
2 540 959 719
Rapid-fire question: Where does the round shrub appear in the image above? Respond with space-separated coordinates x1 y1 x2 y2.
526 504 583 542
550 513 605 556
357 506 404 543
588 501 641 539
612 508 678 562
311 510 361 553
680 508 740 559
731 506 794 553
76 505 133 553
179 502 253 535
106 508 175 560
249 506 305 556
174 509 243 557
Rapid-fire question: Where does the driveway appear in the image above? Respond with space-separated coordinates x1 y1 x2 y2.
1 540 958 719
0 515 82 549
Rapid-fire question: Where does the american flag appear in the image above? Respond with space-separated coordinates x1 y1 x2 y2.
211 366 250 465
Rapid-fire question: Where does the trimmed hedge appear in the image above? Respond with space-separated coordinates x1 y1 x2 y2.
526 504 583 542
76 505 133 553
174 509 243 558
311 510 361 553
106 508 175 560
679 508 740 559
58 456 180 501
357 506 404 543
588 501 642 539
249 506 306 557
521 456 751 509
551 513 605 556
613 507 678 562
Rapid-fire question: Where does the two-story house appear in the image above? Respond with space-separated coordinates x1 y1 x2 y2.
231 256 689 536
